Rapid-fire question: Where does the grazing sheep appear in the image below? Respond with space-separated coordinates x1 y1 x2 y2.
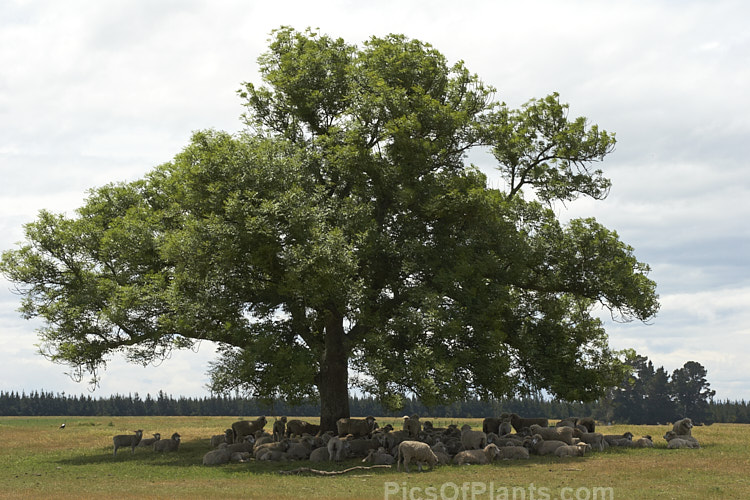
309 446 330 462
336 416 377 438
402 415 421 438
529 424 574 445
153 432 180 452
663 431 700 449
113 430 143 456
210 428 234 447
526 434 567 456
505 413 549 434
453 444 501 465
362 447 395 465
554 443 589 458
232 416 267 444
138 433 161 447
499 445 530 460
202 448 232 466
286 419 320 438
460 424 487 450
396 441 439 472
327 435 348 461
672 418 694 437
603 431 634 447
273 417 287 441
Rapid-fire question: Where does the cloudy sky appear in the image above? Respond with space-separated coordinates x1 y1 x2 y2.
1 0 748 402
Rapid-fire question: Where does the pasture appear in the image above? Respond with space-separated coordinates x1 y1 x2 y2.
1 416 748 499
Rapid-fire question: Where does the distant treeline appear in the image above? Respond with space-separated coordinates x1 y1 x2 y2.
2 390 749 423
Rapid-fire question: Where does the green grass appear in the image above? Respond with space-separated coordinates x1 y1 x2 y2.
1 416 749 499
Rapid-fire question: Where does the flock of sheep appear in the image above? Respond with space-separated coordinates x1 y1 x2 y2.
111 413 701 471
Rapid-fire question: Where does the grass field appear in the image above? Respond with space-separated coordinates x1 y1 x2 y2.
1 416 749 499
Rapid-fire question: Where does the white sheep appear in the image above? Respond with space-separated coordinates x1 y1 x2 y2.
663 431 700 449
526 434 567 456
153 432 180 452
138 433 161 447
327 435 348 461
453 444 500 465
554 443 590 458
113 429 143 456
529 424 574 445
460 424 487 450
362 447 395 465
672 418 694 437
202 448 231 466
499 445 529 460
396 441 439 472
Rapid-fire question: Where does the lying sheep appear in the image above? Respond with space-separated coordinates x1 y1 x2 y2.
499 445 529 460
232 416 267 444
254 439 289 459
336 416 377 438
573 431 606 452
210 429 233 447
396 441 439 472
663 431 700 449
529 424 574 445
258 450 289 461
554 443 589 458
202 448 231 466
460 424 487 450
113 429 143 456
603 431 634 446
631 436 654 448
153 432 180 452
362 447 395 465
430 441 451 465
672 418 693 437
309 446 330 462
138 433 161 447
526 434 567 456
453 444 501 465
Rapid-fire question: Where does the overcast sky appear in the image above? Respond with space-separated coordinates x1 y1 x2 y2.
1 0 748 402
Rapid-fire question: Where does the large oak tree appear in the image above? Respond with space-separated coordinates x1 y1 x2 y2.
1 28 658 431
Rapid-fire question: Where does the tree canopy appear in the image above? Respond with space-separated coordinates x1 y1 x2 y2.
1 27 658 431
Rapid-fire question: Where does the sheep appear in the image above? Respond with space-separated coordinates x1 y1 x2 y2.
482 417 504 435
309 446 330 462
336 416 377 437
285 437 314 460
113 430 143 456
505 413 549 434
631 435 654 448
138 433 161 447
153 432 180 452
556 418 578 429
210 428 233 447
258 450 289 461
663 430 700 449
499 445 530 460
285 419 320 438
430 441 451 465
529 424 574 445
453 444 501 465
402 414 421 438
573 430 606 452
603 431 634 447
344 437 379 457
554 443 589 458
224 436 255 454
577 417 596 433
232 416 267 443
396 441 439 472
254 439 290 459
672 418 694 437
202 448 231 466
273 416 287 441
327 435 348 461
362 447 395 465
526 434 567 456
230 451 251 462
460 424 487 450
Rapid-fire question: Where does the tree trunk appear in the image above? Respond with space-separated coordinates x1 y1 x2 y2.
317 311 350 433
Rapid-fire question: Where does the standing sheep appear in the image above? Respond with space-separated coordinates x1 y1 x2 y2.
113 430 143 456
232 416 267 444
285 419 320 438
138 433 161 447
402 414 421 438
505 413 549 433
327 435 348 461
273 417 287 441
336 416 377 437
396 441 438 472
153 432 181 452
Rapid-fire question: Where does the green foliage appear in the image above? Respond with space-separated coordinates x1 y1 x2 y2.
1 27 659 414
